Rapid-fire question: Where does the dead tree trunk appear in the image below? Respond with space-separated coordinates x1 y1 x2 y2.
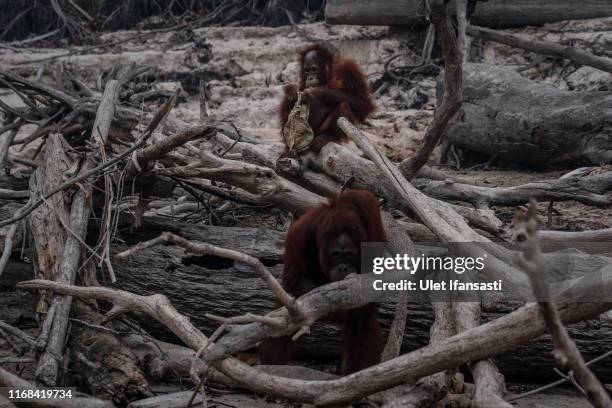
106 245 612 384
325 0 612 28
440 64 612 167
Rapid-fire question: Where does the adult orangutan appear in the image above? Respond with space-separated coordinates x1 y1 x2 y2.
280 43 375 154
259 189 385 374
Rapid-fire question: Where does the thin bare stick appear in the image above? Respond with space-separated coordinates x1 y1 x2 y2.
508 350 612 402
35 169 90 386
0 320 36 347
380 290 408 362
0 119 21 168
91 80 120 283
199 79 209 121
514 200 612 408
15 22 194 66
456 0 470 65
0 221 18 277
0 357 35 364
205 313 283 326
125 122 214 177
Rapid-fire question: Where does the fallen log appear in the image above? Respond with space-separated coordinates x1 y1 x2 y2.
131 214 284 261
413 169 612 208
17 270 612 406
467 25 612 74
440 64 612 167
35 167 90 386
107 245 612 384
7 248 612 385
325 0 612 28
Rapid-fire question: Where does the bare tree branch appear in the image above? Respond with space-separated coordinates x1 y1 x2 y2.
514 200 612 407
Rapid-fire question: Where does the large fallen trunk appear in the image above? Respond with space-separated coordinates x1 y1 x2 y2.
325 0 612 28
440 64 612 167
105 245 612 384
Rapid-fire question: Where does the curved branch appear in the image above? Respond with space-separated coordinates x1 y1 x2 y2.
400 0 463 179
17 273 612 406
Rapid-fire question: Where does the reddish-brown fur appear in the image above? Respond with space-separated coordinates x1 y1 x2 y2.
279 44 375 153
259 190 385 374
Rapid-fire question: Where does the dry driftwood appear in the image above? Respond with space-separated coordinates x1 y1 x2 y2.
440 64 612 167
104 248 612 383
6 251 612 386
374 6 459 401
399 0 462 180
338 118 513 406
325 0 612 27
34 169 90 386
35 77 119 386
413 169 612 208
16 266 612 406
514 202 612 407
13 77 153 400
134 214 284 261
316 143 503 235
3 26 612 407
138 85 535 407
69 302 152 405
468 25 612 74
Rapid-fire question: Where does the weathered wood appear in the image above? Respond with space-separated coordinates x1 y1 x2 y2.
35 74 117 386
454 301 511 407
400 0 462 179
470 0 612 28
35 176 90 385
325 0 612 28
0 122 18 169
9 246 612 386
539 228 612 243
467 25 612 74
317 143 503 234
27 135 72 310
131 215 284 261
338 113 512 405
92 79 119 145
440 64 612 167
15 260 612 406
0 221 19 277
69 302 152 405
0 189 29 199
413 170 612 208
515 203 612 407
110 245 612 384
